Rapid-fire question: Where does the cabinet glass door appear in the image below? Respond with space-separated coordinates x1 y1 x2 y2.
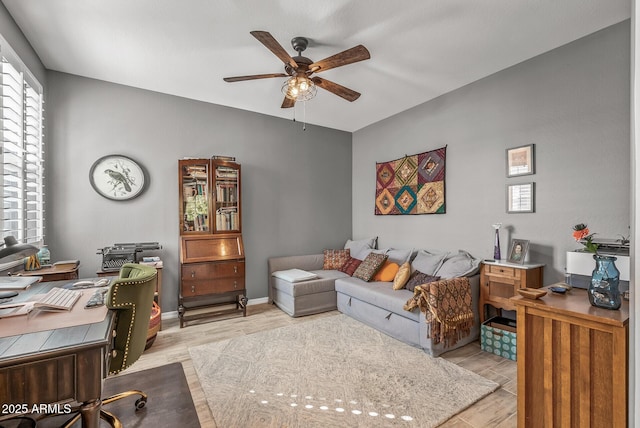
180 161 211 233
214 162 240 232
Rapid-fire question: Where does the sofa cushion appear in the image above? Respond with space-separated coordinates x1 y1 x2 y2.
335 277 420 322
385 248 414 265
344 237 377 259
411 250 448 276
272 268 319 283
405 271 441 292
373 261 400 282
323 249 350 270
352 252 388 282
435 250 480 278
393 262 411 290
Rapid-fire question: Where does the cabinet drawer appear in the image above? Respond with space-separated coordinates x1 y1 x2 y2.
182 261 244 280
487 265 520 279
182 278 245 296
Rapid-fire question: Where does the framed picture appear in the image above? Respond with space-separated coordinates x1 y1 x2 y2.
89 154 148 201
506 144 534 177
508 239 529 264
507 182 535 213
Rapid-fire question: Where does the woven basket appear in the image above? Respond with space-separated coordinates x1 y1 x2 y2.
145 301 161 349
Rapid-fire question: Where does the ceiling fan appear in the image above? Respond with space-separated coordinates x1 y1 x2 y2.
223 31 370 108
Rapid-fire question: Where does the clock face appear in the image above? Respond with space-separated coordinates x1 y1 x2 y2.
89 155 148 201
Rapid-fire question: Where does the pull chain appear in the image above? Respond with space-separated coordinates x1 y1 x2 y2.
303 100 307 131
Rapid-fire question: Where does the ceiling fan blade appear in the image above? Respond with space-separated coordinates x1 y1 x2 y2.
281 96 295 109
309 45 370 73
311 77 361 102
250 31 298 70
223 73 288 82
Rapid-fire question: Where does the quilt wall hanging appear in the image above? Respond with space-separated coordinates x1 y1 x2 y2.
375 146 446 215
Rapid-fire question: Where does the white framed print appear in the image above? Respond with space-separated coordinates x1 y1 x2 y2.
506 144 534 177
507 182 534 213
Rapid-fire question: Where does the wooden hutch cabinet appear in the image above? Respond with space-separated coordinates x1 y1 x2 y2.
178 158 247 327
512 288 628 427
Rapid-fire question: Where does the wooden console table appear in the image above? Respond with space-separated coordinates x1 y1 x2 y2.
512 287 628 427
14 263 79 282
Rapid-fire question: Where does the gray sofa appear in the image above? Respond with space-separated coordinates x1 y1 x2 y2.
268 253 480 357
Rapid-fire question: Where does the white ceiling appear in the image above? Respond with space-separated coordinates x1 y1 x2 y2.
2 0 631 132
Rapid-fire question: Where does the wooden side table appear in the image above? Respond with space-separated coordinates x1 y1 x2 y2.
512 287 628 427
15 263 79 282
479 260 543 323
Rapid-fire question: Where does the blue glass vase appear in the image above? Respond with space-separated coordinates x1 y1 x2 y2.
588 255 621 310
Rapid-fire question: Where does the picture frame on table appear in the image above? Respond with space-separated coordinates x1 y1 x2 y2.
508 239 529 264
506 182 535 213
506 144 535 177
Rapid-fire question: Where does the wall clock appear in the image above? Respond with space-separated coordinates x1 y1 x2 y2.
89 155 148 201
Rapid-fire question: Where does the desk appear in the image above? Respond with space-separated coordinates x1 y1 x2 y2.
0 281 114 428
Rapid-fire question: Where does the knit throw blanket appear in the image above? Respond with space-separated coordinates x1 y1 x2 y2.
403 277 474 347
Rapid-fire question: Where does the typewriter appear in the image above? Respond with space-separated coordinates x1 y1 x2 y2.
97 242 162 272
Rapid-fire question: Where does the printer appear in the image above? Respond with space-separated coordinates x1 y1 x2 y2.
566 238 629 291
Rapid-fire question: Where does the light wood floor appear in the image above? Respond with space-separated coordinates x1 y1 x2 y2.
129 304 517 427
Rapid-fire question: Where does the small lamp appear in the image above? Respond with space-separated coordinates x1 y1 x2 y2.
0 236 39 299
0 236 39 262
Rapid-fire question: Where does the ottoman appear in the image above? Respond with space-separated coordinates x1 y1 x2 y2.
271 269 347 317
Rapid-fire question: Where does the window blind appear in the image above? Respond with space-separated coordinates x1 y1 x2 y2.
0 37 44 247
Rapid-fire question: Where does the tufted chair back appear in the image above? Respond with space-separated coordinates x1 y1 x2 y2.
106 263 157 375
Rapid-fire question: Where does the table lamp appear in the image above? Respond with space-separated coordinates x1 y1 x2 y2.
0 236 39 299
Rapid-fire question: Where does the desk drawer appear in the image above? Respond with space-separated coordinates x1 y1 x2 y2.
0 355 76 405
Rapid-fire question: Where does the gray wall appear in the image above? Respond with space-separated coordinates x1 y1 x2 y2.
352 21 630 285
0 2 45 85
45 72 352 311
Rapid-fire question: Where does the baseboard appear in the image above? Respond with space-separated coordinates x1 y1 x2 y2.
160 297 269 321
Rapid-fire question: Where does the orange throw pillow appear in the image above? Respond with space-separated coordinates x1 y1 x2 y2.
373 260 400 282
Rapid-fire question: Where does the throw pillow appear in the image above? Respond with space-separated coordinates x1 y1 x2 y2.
344 237 378 260
352 252 388 282
435 250 480 278
339 257 362 276
393 262 411 290
411 250 448 276
405 270 441 292
323 249 350 270
372 260 400 282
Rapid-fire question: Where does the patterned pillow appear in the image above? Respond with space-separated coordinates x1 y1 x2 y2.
352 252 388 282
323 249 350 270
339 257 362 276
405 270 441 292
393 262 411 290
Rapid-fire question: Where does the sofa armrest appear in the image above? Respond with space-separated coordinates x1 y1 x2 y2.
268 254 325 303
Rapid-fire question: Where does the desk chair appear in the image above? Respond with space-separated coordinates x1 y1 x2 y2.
56 263 158 427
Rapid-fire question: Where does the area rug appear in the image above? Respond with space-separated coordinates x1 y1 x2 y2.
35 362 199 427
189 314 498 427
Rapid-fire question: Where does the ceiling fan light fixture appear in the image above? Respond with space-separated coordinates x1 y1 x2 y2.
282 75 316 102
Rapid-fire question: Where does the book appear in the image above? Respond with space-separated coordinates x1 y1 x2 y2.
0 276 41 291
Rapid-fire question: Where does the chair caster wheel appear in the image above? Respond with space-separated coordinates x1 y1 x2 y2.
135 397 147 410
